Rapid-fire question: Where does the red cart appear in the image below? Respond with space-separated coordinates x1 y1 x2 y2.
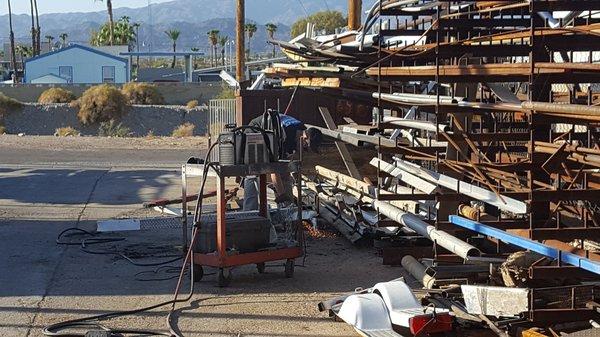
192 160 304 286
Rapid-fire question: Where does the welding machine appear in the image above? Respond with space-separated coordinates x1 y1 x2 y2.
218 127 278 166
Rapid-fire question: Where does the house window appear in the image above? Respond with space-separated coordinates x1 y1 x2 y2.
58 66 73 83
102 66 115 83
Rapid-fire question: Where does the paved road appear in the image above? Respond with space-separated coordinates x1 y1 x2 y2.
0 139 401 337
0 147 202 168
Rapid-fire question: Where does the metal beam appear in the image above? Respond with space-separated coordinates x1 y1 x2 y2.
449 216 600 275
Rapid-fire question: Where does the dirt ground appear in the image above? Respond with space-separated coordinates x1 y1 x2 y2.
0 135 404 337
0 134 208 150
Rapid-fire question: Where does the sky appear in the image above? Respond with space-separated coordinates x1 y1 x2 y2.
0 0 174 15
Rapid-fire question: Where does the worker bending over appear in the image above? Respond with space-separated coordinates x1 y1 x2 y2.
243 109 322 210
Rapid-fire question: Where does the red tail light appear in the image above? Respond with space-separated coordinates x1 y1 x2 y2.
409 312 453 335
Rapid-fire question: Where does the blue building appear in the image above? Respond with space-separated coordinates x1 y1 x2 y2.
25 44 129 84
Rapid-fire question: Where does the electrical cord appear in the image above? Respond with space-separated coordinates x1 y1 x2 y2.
81 238 183 267
56 227 183 267
43 143 219 337
135 265 186 282
135 266 217 282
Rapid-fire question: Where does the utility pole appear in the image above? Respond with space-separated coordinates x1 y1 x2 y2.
348 0 362 30
236 0 245 83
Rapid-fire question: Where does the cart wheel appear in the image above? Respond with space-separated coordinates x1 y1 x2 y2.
217 268 231 287
192 264 204 282
284 259 294 278
256 262 266 274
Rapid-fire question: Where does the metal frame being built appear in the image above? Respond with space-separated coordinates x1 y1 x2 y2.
262 0 600 334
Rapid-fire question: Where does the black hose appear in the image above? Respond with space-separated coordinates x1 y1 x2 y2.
57 228 183 267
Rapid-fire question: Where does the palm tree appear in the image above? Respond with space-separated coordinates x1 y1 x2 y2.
164 29 180 68
91 17 135 46
29 0 36 55
191 47 199 69
8 0 17 80
244 23 257 60
219 36 228 66
265 23 278 57
59 33 68 48
114 16 135 46
207 30 219 67
15 45 33 68
44 35 54 48
95 0 114 45
33 0 40 54
45 35 54 50
14 45 23 65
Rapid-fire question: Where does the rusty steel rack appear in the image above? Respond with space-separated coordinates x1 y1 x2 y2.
262 0 600 331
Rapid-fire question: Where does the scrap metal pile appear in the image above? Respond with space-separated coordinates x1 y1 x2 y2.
267 1 600 336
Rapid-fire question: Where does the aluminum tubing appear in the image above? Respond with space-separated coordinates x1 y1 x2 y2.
401 255 435 289
383 116 450 133
383 157 528 214
374 200 480 258
376 92 465 105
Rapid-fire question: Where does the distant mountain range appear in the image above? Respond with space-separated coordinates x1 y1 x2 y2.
0 0 354 54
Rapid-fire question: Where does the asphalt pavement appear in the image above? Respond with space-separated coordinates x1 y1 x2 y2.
0 138 401 337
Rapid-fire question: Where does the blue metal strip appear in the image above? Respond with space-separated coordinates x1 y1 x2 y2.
449 215 600 275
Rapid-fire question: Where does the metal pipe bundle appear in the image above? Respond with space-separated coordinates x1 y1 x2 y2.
371 157 528 214
373 200 481 259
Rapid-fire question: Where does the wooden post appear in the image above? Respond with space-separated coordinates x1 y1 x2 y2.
236 0 245 83
348 0 362 30
318 107 362 179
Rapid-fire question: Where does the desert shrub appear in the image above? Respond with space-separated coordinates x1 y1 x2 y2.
69 99 80 109
121 82 165 105
98 120 131 137
0 125 5 134
0 92 23 111
38 88 76 103
215 86 235 99
77 84 129 125
186 100 199 109
145 130 157 139
172 122 195 137
54 126 80 137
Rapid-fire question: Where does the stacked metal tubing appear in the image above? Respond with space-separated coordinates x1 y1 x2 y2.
313 166 480 259
268 0 600 290
260 1 600 332
360 1 600 251
263 1 600 332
